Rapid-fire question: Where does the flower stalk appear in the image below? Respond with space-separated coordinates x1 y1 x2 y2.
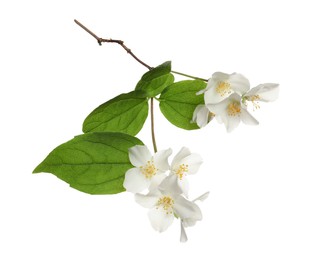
150 98 158 153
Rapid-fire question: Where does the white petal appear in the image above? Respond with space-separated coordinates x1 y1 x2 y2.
229 73 250 95
192 105 210 128
149 173 167 191
123 168 149 193
196 88 207 95
210 72 230 83
204 85 231 104
241 108 259 125
247 83 279 102
148 207 174 232
180 221 188 242
178 153 203 175
193 191 210 202
207 98 230 115
129 145 152 167
226 114 241 133
153 148 172 171
177 177 189 198
174 196 202 220
171 147 191 168
182 218 198 228
159 174 183 196
215 115 223 124
135 191 160 208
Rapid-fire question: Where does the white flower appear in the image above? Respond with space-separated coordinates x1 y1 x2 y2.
202 72 250 105
135 181 202 234
243 83 279 109
123 145 172 193
180 191 209 242
160 147 203 197
207 93 258 132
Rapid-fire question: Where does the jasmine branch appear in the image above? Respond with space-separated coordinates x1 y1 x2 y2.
74 19 208 153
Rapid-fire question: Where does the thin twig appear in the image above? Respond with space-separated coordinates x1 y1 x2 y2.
74 20 207 82
74 20 152 70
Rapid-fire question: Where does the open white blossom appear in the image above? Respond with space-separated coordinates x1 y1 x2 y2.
160 147 203 197
123 145 172 193
207 93 258 132
243 83 279 109
202 72 250 105
180 191 210 242
135 180 202 234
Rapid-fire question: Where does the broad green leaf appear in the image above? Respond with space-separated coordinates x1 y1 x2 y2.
159 80 206 130
33 132 143 194
83 91 148 136
135 61 174 97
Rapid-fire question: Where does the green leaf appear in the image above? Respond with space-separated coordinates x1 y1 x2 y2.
159 80 206 130
33 132 143 194
83 91 148 136
135 61 174 97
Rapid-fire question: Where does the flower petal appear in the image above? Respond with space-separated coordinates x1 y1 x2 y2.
246 83 279 102
123 168 149 193
178 153 203 175
159 174 183 196
182 218 198 228
171 147 191 168
153 148 172 172
129 145 152 167
180 221 188 242
204 84 231 104
193 191 210 202
148 207 174 232
192 105 210 128
196 88 207 95
207 97 230 115
226 114 241 133
177 177 189 198
135 191 160 208
229 73 250 95
174 196 202 220
241 108 259 125
149 173 167 191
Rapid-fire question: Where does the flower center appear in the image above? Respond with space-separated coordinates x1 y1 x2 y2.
216 81 232 97
140 160 157 179
175 164 188 180
227 102 241 116
156 196 174 214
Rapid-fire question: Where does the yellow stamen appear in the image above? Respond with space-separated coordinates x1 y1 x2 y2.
140 160 157 179
156 196 174 214
249 95 260 110
175 164 189 180
227 102 241 116
216 81 232 97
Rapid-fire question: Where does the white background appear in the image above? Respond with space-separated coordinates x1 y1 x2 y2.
1 0 308 259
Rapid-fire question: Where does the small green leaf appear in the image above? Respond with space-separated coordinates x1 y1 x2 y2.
83 91 148 136
33 132 143 194
159 80 206 130
135 61 174 97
